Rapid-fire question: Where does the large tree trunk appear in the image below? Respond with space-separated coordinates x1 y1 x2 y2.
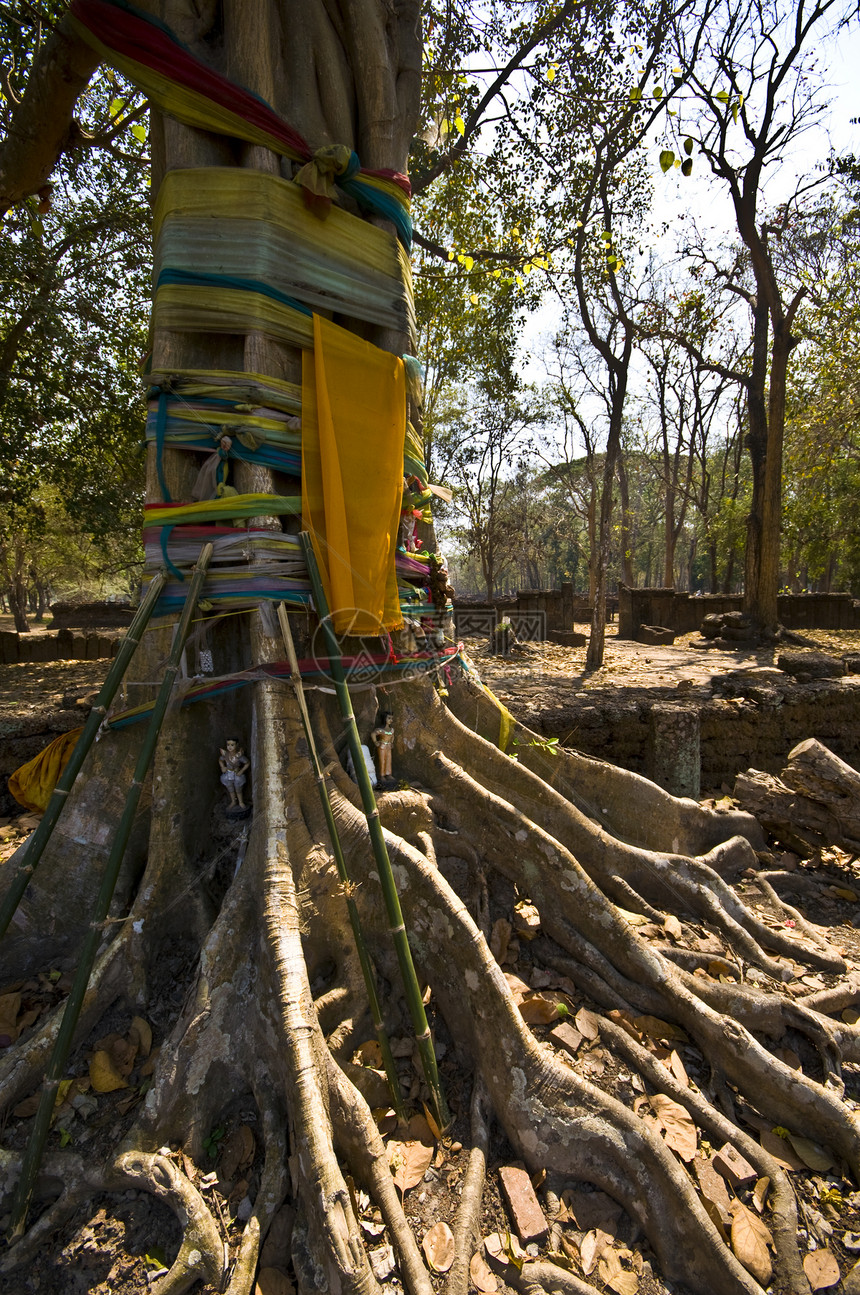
2 9 860 1295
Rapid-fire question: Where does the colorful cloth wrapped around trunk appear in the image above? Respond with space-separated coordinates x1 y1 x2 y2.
9 728 84 813
68 0 412 246
153 169 415 347
302 316 406 635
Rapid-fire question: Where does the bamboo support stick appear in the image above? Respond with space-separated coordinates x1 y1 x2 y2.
298 533 450 1131
0 570 168 940
7 546 213 1242
276 602 406 1119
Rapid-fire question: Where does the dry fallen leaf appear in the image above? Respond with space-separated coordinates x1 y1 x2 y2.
759 1128 804 1172
668 1049 689 1087
387 1117 434 1195
504 972 531 1003
0 992 22 1043
731 1202 772 1286
422 1221 455 1272
561 1188 622 1232
803 1249 841 1291
255 1269 295 1295
663 914 683 940
491 919 512 963
140 1046 161 1078
355 1039 383 1068
513 900 541 939
518 995 560 1025
470 1249 498 1292
129 1015 152 1058
787 1135 835 1173
633 1016 688 1044
707 958 738 980
368 1242 396 1281
575 1007 600 1040
649 1093 697 1161
607 1010 642 1041
485 1232 526 1269
579 1227 615 1276
89 1049 128 1093
752 1176 770 1213
422 1102 443 1141
12 1093 40 1119
598 1246 639 1295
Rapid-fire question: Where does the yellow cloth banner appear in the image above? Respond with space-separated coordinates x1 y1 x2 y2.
302 315 405 635
9 728 83 814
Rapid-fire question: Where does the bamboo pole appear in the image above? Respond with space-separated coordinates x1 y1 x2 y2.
298 533 450 1131
276 603 406 1118
7 546 213 1242
0 570 168 940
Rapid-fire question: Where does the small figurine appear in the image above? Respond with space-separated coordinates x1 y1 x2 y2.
371 712 395 788
219 738 250 814
399 477 419 553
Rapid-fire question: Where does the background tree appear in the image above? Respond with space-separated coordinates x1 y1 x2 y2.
667 0 850 629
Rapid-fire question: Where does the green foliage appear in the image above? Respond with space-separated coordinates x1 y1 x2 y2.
0 8 149 572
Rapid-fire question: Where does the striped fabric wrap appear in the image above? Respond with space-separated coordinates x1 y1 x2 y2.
70 1 448 639
153 170 416 349
67 0 413 247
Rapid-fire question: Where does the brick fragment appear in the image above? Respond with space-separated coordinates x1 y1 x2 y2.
693 1155 733 1222
498 1165 548 1245
712 1142 757 1189
549 1022 584 1059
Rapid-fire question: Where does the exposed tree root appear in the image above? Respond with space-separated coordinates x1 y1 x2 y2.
1 665 859 1295
110 1150 226 1294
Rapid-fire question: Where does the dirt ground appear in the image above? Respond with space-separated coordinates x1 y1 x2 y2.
3 628 860 1295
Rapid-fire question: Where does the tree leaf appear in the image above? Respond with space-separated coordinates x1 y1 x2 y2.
681 158 693 177
803 1250 841 1290
89 1048 128 1093
659 150 675 174
663 915 683 940
575 1007 600 1040
0 992 21 1043
388 1127 434 1194
730 1203 772 1285
760 1129 804 1171
752 1176 770 1213
470 1249 498 1292
369 1242 396 1281
491 919 512 962
422 1221 455 1272
598 1247 639 1295
129 1015 152 1058
649 1093 697 1160
485 1231 526 1270
131 123 147 143
684 137 694 155
519 995 560 1024
787 1134 834 1172
255 1269 296 1295
633 1015 688 1044
454 114 465 136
